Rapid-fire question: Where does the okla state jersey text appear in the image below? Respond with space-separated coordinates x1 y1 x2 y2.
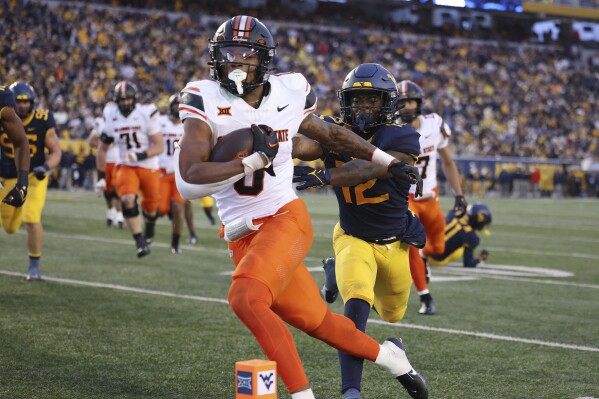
320 116 423 243
410 113 449 196
102 103 161 169
178 73 317 224
0 107 56 178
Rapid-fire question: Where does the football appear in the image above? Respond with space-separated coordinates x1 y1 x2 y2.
209 127 254 162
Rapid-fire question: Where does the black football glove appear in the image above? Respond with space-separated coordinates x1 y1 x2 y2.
251 124 278 177
2 171 28 208
293 165 331 191
479 249 489 261
388 161 423 198
33 164 50 180
453 195 468 217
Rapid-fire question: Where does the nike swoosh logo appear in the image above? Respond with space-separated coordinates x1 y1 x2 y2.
268 142 278 148
277 104 289 112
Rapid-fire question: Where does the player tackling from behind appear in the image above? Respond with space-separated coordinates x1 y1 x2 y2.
175 16 427 399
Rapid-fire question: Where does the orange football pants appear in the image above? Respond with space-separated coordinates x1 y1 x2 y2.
227 198 380 393
158 169 185 216
115 165 160 213
105 162 117 193
408 188 446 292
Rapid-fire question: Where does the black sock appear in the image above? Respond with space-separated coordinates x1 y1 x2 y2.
171 233 180 248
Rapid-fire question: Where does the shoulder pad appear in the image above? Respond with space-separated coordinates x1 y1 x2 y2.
271 72 308 92
319 114 344 126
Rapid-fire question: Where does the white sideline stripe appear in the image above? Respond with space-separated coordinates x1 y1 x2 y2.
17 231 325 263
1 270 597 353
368 320 599 353
13 231 597 287
0 270 229 304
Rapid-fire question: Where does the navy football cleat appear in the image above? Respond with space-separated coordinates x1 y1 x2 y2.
26 266 42 282
418 294 435 316
383 338 428 399
321 257 339 304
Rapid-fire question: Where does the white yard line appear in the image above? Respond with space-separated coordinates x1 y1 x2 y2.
1 270 596 353
8 231 598 288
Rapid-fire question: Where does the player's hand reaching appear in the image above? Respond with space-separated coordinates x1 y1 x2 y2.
293 165 331 190
388 161 423 198
453 195 468 217
479 249 489 261
2 171 28 208
249 124 278 176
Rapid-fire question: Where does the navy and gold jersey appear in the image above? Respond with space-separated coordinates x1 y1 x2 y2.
0 109 56 178
320 115 424 244
0 86 16 117
431 210 481 267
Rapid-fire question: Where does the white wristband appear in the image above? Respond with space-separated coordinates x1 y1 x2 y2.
241 152 268 176
372 148 397 167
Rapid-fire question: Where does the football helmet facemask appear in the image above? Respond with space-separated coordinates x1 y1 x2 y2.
168 93 180 118
113 81 138 117
9 81 36 118
338 63 400 139
209 15 277 97
396 80 424 123
467 203 492 233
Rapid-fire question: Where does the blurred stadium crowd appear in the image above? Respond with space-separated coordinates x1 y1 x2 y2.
2 0 598 197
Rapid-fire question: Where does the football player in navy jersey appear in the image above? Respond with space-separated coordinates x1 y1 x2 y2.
0 85 29 208
429 203 492 268
293 63 427 399
0 82 61 281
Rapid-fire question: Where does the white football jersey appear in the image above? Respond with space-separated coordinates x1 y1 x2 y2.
409 113 449 195
92 113 119 164
178 73 317 224
102 103 161 169
157 114 184 174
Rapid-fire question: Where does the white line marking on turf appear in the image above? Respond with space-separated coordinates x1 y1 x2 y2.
0 270 229 304
1 270 597 353
16 231 597 287
367 320 599 353
444 264 573 278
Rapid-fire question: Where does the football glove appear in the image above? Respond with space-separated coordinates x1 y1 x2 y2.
33 163 50 180
2 171 28 208
251 124 278 177
293 166 331 191
95 178 106 193
453 195 468 217
388 161 423 198
479 249 489 261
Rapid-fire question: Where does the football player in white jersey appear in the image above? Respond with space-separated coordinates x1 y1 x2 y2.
396 80 468 315
96 81 164 258
175 16 426 399
157 94 186 253
89 110 124 228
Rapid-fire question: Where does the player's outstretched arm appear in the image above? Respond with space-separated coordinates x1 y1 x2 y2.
438 146 467 216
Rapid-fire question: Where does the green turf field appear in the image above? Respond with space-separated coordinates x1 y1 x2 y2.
1 191 598 399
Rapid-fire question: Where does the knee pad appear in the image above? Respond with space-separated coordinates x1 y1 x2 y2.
122 205 140 219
